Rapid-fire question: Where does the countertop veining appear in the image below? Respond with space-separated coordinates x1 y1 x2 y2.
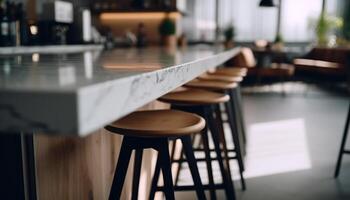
0 45 240 136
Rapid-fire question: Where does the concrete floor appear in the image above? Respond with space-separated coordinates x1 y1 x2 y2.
175 83 350 200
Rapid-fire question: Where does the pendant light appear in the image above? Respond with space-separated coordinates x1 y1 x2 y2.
259 0 275 7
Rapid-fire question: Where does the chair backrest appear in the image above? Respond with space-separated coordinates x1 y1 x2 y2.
307 47 350 64
232 47 256 68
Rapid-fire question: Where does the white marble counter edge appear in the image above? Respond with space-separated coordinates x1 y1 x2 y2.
0 44 104 55
76 47 240 136
0 47 240 136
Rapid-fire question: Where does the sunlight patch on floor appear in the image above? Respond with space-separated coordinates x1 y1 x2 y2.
242 118 312 179
177 118 312 184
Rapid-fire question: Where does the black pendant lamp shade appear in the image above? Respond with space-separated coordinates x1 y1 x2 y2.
259 0 275 7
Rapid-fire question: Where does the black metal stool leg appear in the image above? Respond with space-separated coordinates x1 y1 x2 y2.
201 127 217 200
233 86 247 145
229 89 247 158
174 134 198 186
109 137 133 200
214 105 234 173
170 104 235 199
225 101 246 190
21 134 38 200
215 104 245 192
158 139 175 200
205 106 236 200
181 136 207 199
131 149 143 200
170 139 182 186
334 103 350 178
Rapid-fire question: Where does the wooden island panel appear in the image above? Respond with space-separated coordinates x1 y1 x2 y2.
35 101 170 200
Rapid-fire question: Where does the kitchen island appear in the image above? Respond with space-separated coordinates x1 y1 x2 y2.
0 46 239 199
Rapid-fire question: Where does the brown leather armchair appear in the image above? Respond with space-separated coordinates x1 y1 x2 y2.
293 47 350 81
228 47 294 84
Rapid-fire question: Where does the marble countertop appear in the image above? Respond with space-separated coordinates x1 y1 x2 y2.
0 45 239 136
0 44 104 55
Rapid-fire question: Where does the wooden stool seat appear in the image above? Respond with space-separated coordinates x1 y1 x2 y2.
106 110 207 200
211 68 248 77
248 64 294 77
185 79 238 91
159 88 230 105
106 110 205 138
198 73 243 82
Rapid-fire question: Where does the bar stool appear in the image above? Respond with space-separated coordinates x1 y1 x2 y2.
209 67 248 77
185 79 246 190
334 103 350 177
105 109 207 200
207 68 248 116
199 73 243 82
197 71 247 146
157 88 236 200
189 72 247 148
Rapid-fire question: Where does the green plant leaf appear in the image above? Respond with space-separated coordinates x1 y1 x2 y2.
224 26 235 41
159 18 176 36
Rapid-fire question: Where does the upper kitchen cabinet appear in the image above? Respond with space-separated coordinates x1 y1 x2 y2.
90 0 182 13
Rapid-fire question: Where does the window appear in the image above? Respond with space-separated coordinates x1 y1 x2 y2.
184 0 340 42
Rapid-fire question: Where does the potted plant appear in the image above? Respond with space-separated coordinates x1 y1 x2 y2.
272 33 284 51
159 15 176 48
316 13 329 46
314 13 343 46
223 25 235 49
